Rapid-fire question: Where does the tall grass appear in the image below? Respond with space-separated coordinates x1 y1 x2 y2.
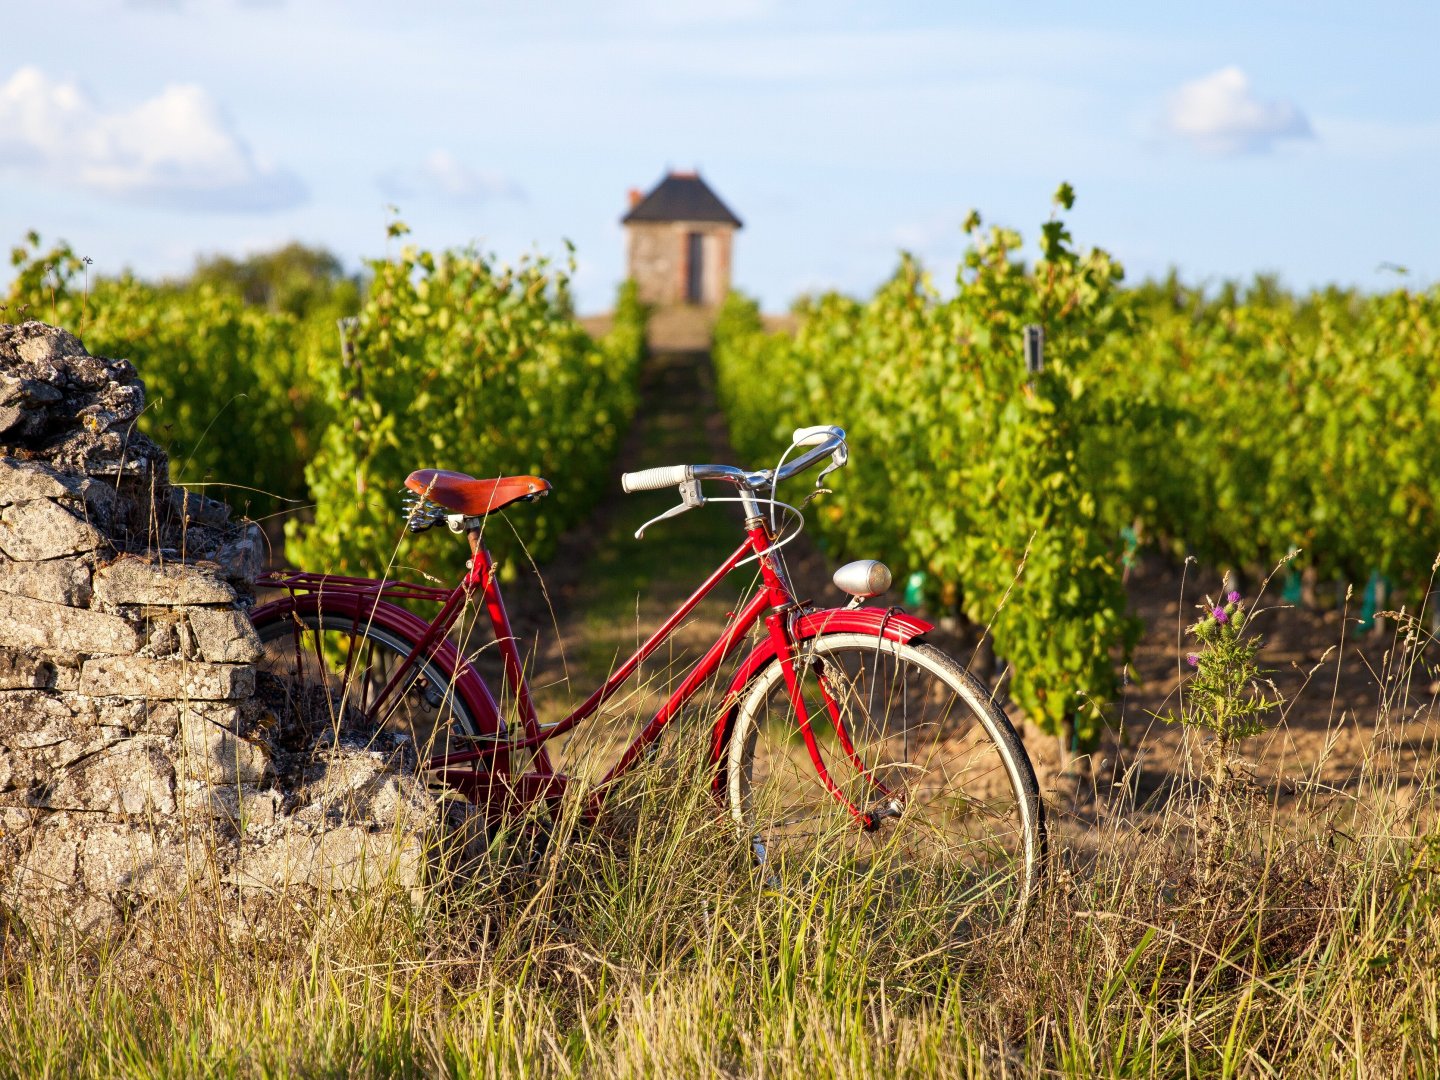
4 630 1438 1078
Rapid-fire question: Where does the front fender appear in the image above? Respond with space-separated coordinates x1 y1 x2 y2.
709 605 933 770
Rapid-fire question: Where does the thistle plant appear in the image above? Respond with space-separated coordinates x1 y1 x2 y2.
1174 591 1279 791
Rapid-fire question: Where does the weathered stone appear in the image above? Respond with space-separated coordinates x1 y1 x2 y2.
0 372 63 407
80 656 255 700
186 607 263 664
227 825 428 892
145 612 182 658
0 498 104 561
8 824 79 893
179 707 268 785
92 557 237 606
46 738 177 816
303 749 432 827
169 486 231 529
79 824 191 896
179 781 279 830
94 698 152 734
0 555 93 606
0 457 76 503
0 689 89 751
0 647 57 690
14 325 87 366
205 523 265 585
0 591 141 655
99 699 230 739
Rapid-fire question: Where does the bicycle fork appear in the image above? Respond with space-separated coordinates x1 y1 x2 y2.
768 629 905 833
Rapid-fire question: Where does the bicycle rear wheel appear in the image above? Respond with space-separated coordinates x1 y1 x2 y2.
252 611 479 762
726 633 1043 922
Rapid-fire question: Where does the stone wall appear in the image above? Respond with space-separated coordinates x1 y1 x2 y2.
625 221 735 307
0 323 445 936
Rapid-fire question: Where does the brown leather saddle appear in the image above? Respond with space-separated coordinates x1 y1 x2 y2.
404 469 551 516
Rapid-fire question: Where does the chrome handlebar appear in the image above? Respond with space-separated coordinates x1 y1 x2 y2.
620 425 847 496
621 425 848 539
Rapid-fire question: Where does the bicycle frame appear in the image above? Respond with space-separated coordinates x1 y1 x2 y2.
254 515 932 827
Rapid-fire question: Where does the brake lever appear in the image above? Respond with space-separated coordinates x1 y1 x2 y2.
634 478 704 539
816 444 848 487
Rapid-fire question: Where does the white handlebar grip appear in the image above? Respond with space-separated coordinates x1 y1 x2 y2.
792 425 837 446
621 464 691 493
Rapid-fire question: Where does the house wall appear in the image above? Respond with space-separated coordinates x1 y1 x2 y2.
625 222 735 307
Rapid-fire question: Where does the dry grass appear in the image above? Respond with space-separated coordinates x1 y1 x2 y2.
4 602 1440 1078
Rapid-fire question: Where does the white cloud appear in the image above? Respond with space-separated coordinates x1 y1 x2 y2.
378 150 524 204
0 66 305 212
1164 66 1312 155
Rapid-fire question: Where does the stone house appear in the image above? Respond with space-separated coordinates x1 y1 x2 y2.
622 171 742 307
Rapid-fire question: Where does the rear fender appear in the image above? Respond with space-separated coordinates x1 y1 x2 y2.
708 606 933 773
249 592 503 737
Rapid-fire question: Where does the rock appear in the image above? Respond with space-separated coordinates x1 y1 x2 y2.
0 647 60 690
0 555 93 606
12 325 87 367
0 497 105 561
0 688 89 751
179 781 279 830
0 322 460 938
8 823 79 893
145 612 183 658
186 607 263 664
0 591 141 655
169 486 231 529
302 749 432 827
92 557 237 606
0 457 78 503
205 524 265 585
179 706 269 785
80 656 255 700
0 372 64 407
227 824 428 892
46 737 177 816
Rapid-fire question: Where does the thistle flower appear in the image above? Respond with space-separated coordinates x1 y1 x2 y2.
1186 653 1200 667
1227 590 1241 604
1213 607 1228 623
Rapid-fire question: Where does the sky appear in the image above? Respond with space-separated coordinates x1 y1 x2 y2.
2 0 1436 312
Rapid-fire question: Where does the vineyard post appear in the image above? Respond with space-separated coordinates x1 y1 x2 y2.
337 315 362 399
1023 323 1044 392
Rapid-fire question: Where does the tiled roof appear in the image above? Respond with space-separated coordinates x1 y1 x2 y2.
622 172 742 227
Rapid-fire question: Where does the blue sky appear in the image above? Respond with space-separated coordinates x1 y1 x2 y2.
3 0 1436 311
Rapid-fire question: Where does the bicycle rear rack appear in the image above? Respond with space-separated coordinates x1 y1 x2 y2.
255 570 457 604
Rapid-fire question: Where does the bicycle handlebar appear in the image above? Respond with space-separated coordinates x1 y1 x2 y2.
620 464 691 493
620 425 847 495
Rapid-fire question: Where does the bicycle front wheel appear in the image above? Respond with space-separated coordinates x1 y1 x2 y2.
252 610 480 763
726 633 1044 920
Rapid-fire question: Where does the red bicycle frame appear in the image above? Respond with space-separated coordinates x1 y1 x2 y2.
253 517 932 827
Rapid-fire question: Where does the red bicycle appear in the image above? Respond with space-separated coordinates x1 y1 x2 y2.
251 425 1044 913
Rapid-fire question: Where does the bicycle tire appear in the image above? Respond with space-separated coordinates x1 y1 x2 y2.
725 633 1044 922
252 610 480 762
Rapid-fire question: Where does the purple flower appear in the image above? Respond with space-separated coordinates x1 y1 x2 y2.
1213 607 1228 623
1227 590 1241 604
1186 653 1200 667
